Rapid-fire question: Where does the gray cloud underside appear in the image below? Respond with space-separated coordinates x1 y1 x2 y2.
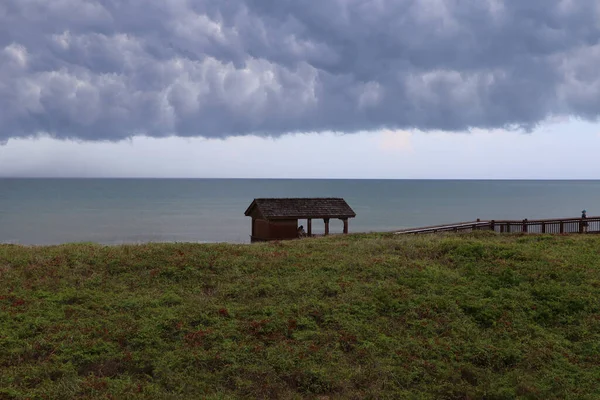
1 0 600 141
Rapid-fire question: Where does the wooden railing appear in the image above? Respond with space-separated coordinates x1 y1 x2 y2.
489 216 600 234
395 221 493 234
395 216 600 235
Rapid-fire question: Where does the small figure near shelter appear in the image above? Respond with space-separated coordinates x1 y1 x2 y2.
297 225 306 238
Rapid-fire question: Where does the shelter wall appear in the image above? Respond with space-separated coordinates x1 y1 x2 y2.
254 219 271 239
252 218 298 241
269 219 298 240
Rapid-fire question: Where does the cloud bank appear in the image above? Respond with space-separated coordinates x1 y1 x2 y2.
1 0 599 141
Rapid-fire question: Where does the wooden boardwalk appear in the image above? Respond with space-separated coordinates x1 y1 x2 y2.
395 216 600 235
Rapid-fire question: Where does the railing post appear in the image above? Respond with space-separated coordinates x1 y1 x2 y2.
541 222 546 234
579 219 584 234
500 224 504 233
490 220 495 232
560 221 564 234
522 219 528 233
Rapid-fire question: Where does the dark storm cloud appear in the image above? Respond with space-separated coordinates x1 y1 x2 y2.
1 0 599 141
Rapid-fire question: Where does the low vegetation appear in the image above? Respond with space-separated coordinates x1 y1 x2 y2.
1 232 600 399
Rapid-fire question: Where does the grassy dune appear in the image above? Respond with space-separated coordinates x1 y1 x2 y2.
1 232 600 399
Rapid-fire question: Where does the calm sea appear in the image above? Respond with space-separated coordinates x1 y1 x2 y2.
1 179 599 245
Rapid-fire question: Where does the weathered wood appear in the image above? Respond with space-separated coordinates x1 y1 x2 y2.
342 218 349 234
324 218 330 236
398 221 492 234
307 219 312 236
245 198 356 242
395 216 600 236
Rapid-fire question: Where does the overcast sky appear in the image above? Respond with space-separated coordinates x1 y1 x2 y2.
1 1 599 178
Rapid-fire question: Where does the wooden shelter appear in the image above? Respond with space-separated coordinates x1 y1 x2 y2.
244 198 357 242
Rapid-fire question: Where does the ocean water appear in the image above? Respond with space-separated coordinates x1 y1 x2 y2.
1 179 599 245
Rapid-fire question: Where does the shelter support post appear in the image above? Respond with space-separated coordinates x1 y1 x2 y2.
324 218 330 236
307 219 312 236
342 218 349 234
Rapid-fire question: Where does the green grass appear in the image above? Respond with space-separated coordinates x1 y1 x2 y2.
1 232 600 399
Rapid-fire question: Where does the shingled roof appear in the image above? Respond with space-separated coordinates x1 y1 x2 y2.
244 198 356 220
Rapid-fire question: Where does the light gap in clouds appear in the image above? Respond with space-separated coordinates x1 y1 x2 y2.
1 120 600 179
